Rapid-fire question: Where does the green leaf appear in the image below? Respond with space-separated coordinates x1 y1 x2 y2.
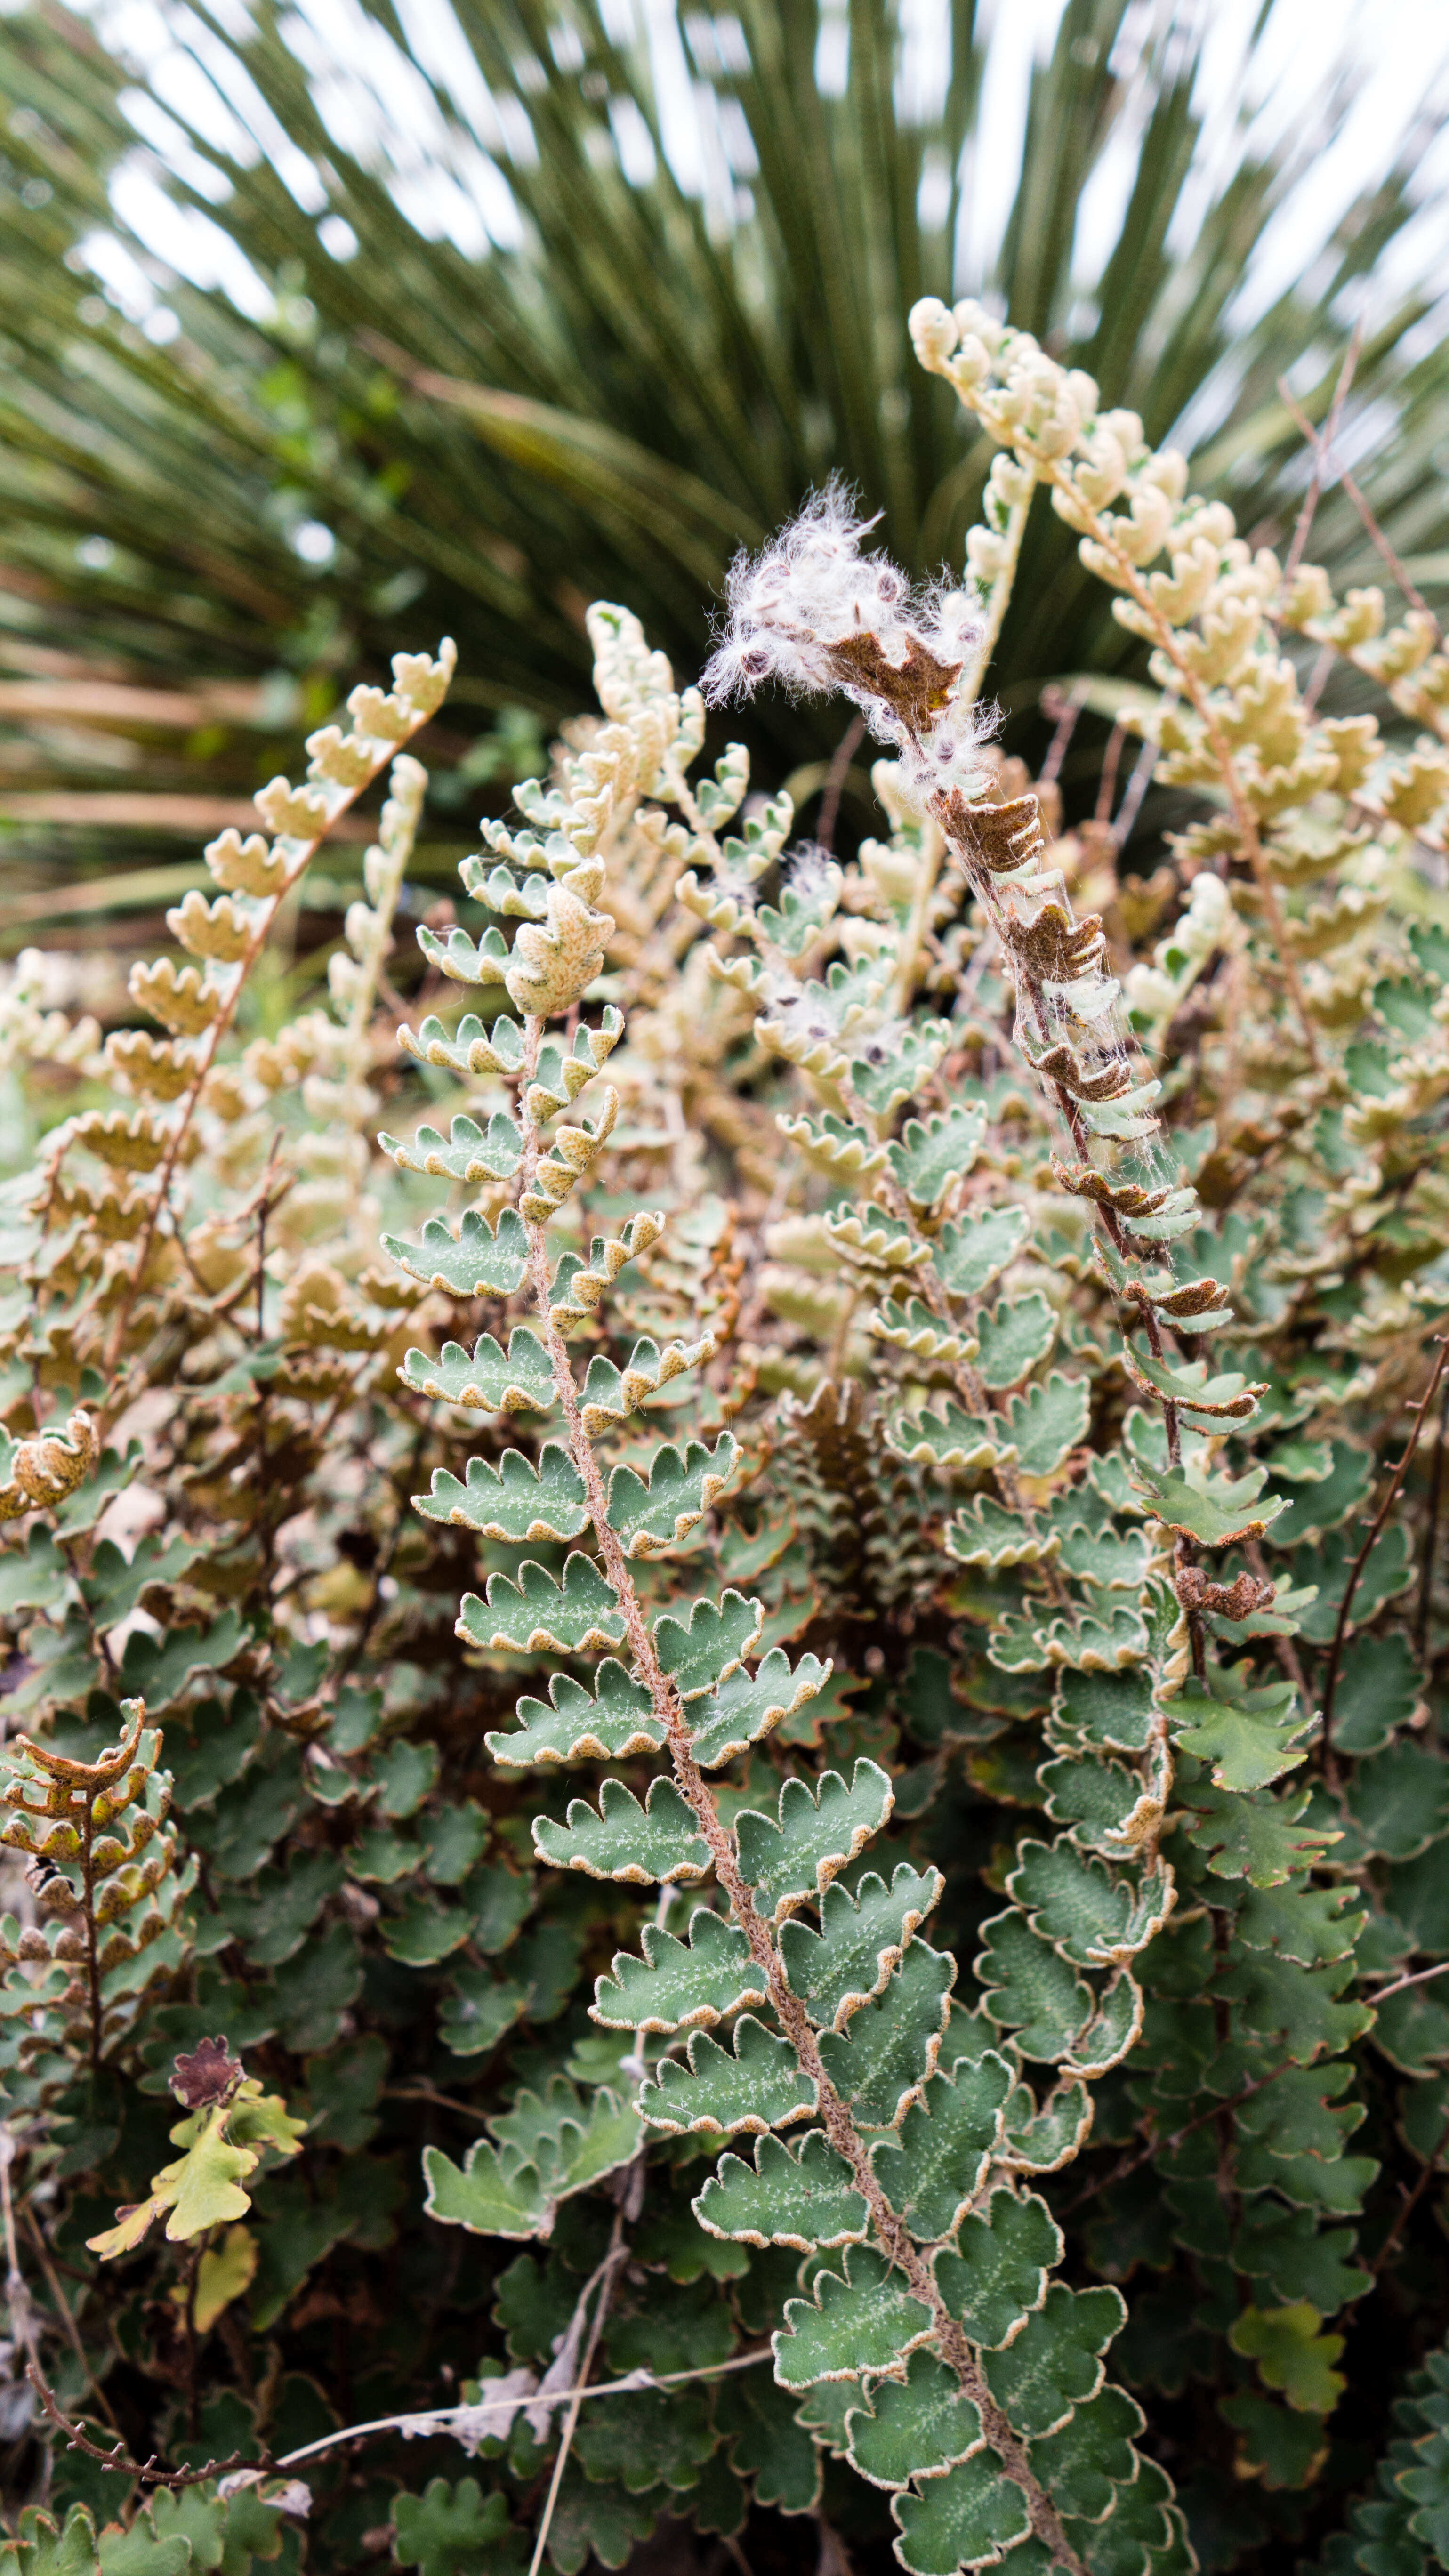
773 2242 935 2391
999 2077 1095 2174
379 1107 523 1183
1330 1630 1423 1755
1124 1344 1265 1425
1216 1947 1371 2065
817 1940 957 2126
849 1021 953 1119
845 2346 984 2490
780 1862 942 2030
869 1295 977 1365
824 1200 932 1271
424 2078 639 2242
1170 1666 1316 1791
458 1552 625 1656
88 2098 260 2260
382 1207 531 1299
983 2282 1125 2436
891 2447 1030 2573
974 1911 1095 2061
871 2056 1015 2241
694 2128 868 2250
886 1102 987 1209
95 2521 189 2576
117 1612 246 1712
0 2506 100 2576
1178 1772 1340 1886
1052 1667 1159 1755
486 1660 663 1768
0 1528 71 1618
887 1398 1011 1473
571 2382 716 2494
605 1433 739 1556
987 1599 1149 1674
1027 2383 1144 2520
736 1759 894 1924
1004 1373 1091 1478
1228 2304 1346 2413
1233 2206 1370 2312
413 1442 588 1540
932 1204 1033 1300
1131 1465 1287 1548
1237 1878 1365 1966
652 1588 764 1699
421 2140 547 2240
438 1967 528 2061
638 2013 816 2138
1267 1439 1373 1545
80 1532 201 1626
976 1293 1058 1392
415 919 510 984
400 1006 526 1079
1233 2065 1377 2213
1049 1503 1154 1594
532 1776 711 1885
945 1496 1059 1572
713 2367 822 2514
392 2479 524 2576
491 2076 641 2201
578 1332 715 1435
531 2465 652 2576
592 1905 769 2032
1400 2428 1449 2560
934 2188 1061 2347
1038 1753 1158 1853
1373 1980 1449 2076
1006 1843 1174 1968
1219 2386 1328 2487
398 1326 555 1414
687 1647 831 1768
1344 1738 1449 1861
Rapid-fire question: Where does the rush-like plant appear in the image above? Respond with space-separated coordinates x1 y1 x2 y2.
2 291 1449 2576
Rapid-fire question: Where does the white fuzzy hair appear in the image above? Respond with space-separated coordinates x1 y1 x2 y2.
702 482 996 796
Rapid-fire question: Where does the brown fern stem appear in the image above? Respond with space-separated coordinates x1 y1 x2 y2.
515 1029 1086 2575
1037 464 1320 1068
100 713 440 1384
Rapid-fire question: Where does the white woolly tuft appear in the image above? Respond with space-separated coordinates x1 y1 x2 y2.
702 481 996 798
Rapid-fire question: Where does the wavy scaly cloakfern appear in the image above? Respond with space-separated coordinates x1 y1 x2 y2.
392 603 1195 2576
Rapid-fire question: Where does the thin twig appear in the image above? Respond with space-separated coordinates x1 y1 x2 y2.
382 2085 490 2125
1415 1367 1449 1660
528 2229 628 2576
1056 2061 1294 2216
25 2345 777 2490
273 2346 775 2471
1277 329 1362 604
1094 721 1125 828
0 2133 40 2377
1362 1957 1449 2004
1320 1339 1449 1777
1368 2107 1449 2277
816 712 866 855
21 2207 121 2432
1037 683 1087 791
25 2361 258 2491
1277 372 1440 635
1112 716 1169 853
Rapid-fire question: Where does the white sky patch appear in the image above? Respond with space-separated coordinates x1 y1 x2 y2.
955 0 1069 287
62 0 1449 393
109 154 276 318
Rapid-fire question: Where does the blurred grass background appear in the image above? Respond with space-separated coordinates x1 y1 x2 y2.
0 0 1446 987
